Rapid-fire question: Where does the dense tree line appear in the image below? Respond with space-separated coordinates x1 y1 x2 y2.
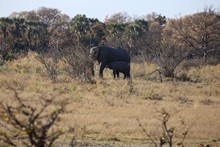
0 6 220 77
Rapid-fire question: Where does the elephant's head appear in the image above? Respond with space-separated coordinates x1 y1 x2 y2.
89 46 99 61
107 62 115 70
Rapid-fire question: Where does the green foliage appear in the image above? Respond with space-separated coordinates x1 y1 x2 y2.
0 17 48 56
70 14 90 36
70 15 105 46
0 6 219 79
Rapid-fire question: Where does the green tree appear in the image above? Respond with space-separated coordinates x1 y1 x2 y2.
104 12 129 48
70 15 105 47
0 17 48 56
104 12 131 24
88 18 106 46
70 14 93 46
123 19 148 55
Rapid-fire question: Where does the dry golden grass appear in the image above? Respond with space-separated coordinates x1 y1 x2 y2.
0 52 220 146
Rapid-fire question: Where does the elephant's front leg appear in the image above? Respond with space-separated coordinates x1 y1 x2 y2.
116 71 120 78
99 62 107 78
123 73 126 79
113 70 116 79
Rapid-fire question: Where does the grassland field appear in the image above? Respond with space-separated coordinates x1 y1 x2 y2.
0 52 220 146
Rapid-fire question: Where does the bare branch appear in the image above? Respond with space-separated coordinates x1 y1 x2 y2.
136 118 158 147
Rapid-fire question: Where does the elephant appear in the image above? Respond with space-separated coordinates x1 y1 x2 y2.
107 62 131 79
90 46 130 78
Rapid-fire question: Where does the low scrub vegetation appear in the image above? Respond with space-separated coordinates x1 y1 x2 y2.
0 53 219 146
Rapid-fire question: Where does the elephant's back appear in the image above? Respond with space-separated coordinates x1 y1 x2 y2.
108 47 130 62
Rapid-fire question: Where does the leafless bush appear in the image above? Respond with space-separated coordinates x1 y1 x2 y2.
160 109 194 147
136 118 158 147
159 109 175 146
37 55 58 83
0 88 70 147
137 108 193 147
157 40 186 78
181 58 207 71
37 44 95 83
37 48 60 83
62 47 94 83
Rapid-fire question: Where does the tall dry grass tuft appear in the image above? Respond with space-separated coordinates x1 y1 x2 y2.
188 64 220 83
6 52 45 74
